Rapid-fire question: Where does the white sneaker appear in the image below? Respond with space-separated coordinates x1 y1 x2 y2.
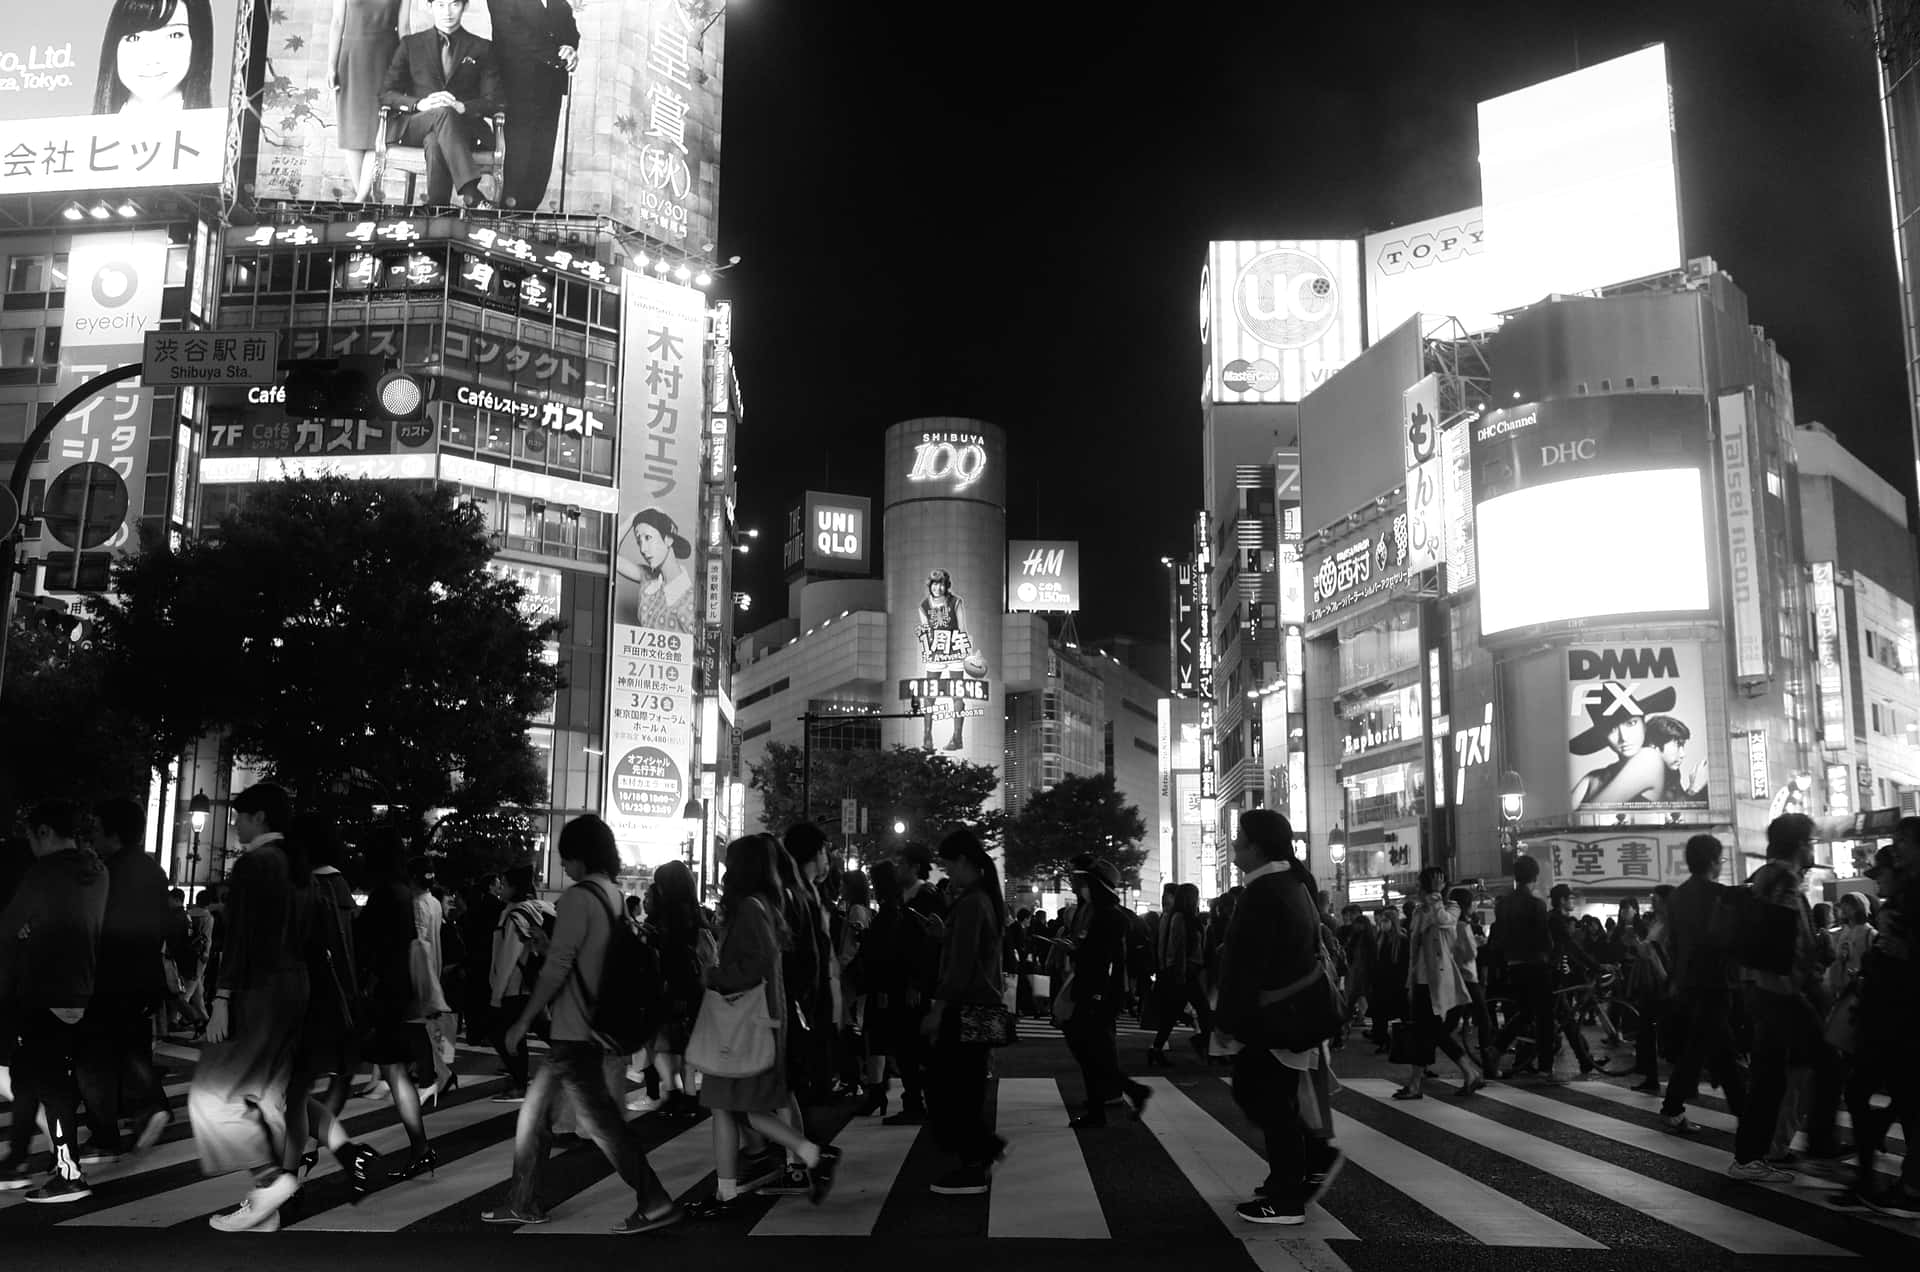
624 1093 663 1113
209 1199 284 1233
1727 1160 1794 1184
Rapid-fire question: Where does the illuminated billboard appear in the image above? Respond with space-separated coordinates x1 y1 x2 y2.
1564 642 1710 816
1477 44 1682 305
253 0 723 252
1401 373 1442 574
0 0 241 196
1007 539 1080 612
606 269 706 865
1472 395 1710 635
1202 239 1363 404
1365 210 1498 341
802 491 871 574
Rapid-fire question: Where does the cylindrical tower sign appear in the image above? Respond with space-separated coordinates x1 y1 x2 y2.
883 418 1007 786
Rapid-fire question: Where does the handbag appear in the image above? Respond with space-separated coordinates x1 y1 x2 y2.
687 984 779 1077
1255 961 1346 1052
1388 1018 1417 1065
957 1002 1018 1047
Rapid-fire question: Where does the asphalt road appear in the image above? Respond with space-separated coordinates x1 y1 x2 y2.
0 1016 1911 1272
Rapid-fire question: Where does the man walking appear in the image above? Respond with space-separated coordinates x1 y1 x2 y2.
1488 854 1553 1077
486 0 579 210
1658 834 1748 1133
75 797 175 1164
1216 810 1340 1226
0 800 109 1202
486 815 682 1234
1058 859 1151 1127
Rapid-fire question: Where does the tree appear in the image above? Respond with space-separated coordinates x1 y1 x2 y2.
96 477 563 841
749 742 1000 862
0 609 152 830
428 808 542 891
1003 772 1148 887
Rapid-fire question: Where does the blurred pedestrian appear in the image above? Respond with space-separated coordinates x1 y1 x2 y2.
924 828 1009 1196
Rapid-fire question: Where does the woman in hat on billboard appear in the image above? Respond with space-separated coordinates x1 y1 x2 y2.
1568 681 1678 809
615 508 696 634
94 0 216 114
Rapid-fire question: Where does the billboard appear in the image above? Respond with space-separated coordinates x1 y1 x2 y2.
1202 239 1363 404
1477 44 1682 306
1565 642 1710 816
802 491 870 574
1306 515 1409 628
1365 210 1498 341
1401 373 1442 574
253 0 723 251
0 0 241 196
44 229 170 558
1472 395 1711 636
1007 539 1080 612
1812 561 1847 742
1717 389 1766 680
606 269 705 864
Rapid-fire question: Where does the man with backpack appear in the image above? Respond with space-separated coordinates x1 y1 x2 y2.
486 816 679 1234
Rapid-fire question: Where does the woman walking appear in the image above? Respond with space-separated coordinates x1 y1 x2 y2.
1147 883 1212 1066
1393 867 1484 1100
192 784 312 1233
355 831 440 1183
848 861 910 1117
688 835 840 1218
1445 886 1498 1073
638 860 710 1117
488 865 553 1102
925 828 1010 1196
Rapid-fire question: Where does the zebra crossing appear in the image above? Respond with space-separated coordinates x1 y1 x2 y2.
1 1053 1913 1265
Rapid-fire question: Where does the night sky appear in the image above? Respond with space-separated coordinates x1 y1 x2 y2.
716 0 1906 650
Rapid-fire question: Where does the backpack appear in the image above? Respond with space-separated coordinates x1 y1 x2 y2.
903 907 946 1001
572 882 667 1054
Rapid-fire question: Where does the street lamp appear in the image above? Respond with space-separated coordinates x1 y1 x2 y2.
892 819 907 836
1326 823 1348 895
1498 770 1525 876
187 790 211 886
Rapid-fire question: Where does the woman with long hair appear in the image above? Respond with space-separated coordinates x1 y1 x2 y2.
688 835 840 1218
94 0 214 114
1394 866 1484 1100
353 830 439 1183
638 859 710 1117
848 860 907 1117
1147 882 1213 1066
924 828 1009 1197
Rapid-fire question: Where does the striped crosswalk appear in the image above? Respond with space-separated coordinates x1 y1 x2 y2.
1 1053 1913 1264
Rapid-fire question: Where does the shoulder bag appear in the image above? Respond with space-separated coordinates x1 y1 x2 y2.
686 899 781 1077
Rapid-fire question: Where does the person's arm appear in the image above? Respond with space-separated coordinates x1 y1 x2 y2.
326 0 349 94
488 907 521 1005
933 897 984 1006
463 38 503 117
556 0 581 67
380 40 417 111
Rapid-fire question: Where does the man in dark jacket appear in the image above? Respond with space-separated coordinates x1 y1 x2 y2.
1658 833 1748 1133
75 798 174 1163
486 0 579 210
0 800 109 1202
1216 810 1334 1226
380 0 504 207
1489 854 1554 1075
1059 859 1151 1128
1546 883 1600 1077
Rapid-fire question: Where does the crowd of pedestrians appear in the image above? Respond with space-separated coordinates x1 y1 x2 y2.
4 788 1917 1233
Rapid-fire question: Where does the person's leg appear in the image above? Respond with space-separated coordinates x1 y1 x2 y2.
1232 1047 1306 1199
1803 1041 1844 1155
495 995 532 1090
1735 993 1791 1166
503 1056 562 1216
550 1043 672 1214
383 1063 429 1154
499 78 562 209
14 1011 85 1185
1151 979 1180 1051
281 1061 318 1174
72 997 126 1153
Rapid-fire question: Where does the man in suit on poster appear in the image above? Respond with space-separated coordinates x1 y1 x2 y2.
488 0 581 210
380 0 503 208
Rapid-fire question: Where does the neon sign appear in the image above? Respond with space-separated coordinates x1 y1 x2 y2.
908 434 988 489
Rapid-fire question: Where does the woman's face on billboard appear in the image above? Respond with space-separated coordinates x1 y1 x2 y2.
635 523 670 571
117 6 194 106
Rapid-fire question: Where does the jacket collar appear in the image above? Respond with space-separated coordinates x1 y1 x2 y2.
1243 860 1289 885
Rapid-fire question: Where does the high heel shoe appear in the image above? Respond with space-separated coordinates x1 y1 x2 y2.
852 1083 889 1118
298 1149 320 1180
341 1142 382 1200
391 1147 439 1182
420 1073 460 1110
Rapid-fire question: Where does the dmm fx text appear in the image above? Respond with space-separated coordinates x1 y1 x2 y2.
908 435 988 489
1569 646 1681 685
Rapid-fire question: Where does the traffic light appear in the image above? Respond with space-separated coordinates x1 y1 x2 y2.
283 356 428 422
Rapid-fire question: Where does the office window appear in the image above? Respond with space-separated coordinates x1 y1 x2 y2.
0 328 42 367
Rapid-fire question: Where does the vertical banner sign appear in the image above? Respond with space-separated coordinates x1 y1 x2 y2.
607 270 706 864
1402 374 1443 573
1194 512 1216 804
1746 730 1770 801
1812 562 1847 743
1276 450 1306 625
1173 560 1197 694
1719 391 1767 680
47 229 169 556
1440 419 1475 593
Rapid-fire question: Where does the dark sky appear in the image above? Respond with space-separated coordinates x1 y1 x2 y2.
716 0 1906 645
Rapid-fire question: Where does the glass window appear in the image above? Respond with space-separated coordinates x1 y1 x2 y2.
165 242 190 288
583 432 613 478
48 254 67 293
6 257 50 293
0 329 41 367
0 400 31 443
222 255 258 295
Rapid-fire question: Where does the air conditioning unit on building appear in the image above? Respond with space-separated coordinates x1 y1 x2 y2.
1900 790 1920 817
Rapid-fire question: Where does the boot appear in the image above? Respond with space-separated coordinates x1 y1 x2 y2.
853 1082 889 1118
946 714 965 752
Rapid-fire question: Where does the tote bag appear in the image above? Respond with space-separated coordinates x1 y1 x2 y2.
686 983 779 1078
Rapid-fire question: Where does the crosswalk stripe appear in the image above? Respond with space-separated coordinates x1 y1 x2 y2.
1135 1075 1355 1252
522 1117 715 1234
752 1109 921 1236
1333 1107 1602 1247
985 1078 1106 1239
1347 1079 1851 1258
65 1096 509 1228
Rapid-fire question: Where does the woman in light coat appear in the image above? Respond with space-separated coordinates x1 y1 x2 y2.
1395 866 1485 1100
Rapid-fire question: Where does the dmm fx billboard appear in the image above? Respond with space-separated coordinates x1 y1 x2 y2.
1201 239 1362 403
1472 394 1711 636
44 229 170 555
252 0 723 248
1565 643 1709 817
0 0 241 195
606 269 707 866
1008 540 1080 612
802 491 870 574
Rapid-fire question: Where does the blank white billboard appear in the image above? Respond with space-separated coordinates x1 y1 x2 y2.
1476 467 1710 635
1478 44 1683 306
